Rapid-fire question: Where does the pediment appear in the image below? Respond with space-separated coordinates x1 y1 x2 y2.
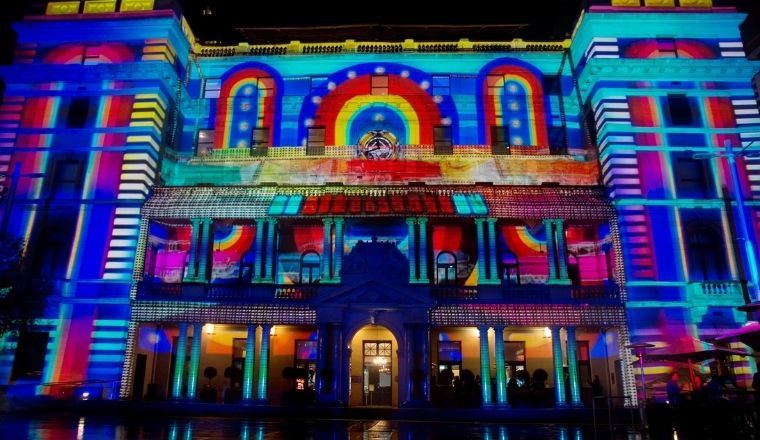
314 279 433 308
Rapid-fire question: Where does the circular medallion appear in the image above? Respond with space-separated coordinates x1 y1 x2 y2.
358 130 398 160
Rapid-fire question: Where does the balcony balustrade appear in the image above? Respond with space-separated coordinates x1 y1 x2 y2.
138 278 622 305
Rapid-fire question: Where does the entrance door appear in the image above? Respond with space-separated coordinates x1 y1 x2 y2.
362 340 392 406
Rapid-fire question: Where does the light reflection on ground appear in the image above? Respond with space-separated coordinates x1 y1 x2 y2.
0 415 654 440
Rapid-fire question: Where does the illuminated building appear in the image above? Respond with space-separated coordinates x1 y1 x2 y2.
0 0 757 408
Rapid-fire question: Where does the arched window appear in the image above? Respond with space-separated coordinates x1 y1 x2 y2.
300 251 321 284
501 249 520 286
436 251 457 285
567 252 580 286
239 249 255 283
686 227 726 281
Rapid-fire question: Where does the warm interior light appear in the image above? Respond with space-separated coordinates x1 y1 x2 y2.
204 323 215 335
270 325 276 336
543 327 552 339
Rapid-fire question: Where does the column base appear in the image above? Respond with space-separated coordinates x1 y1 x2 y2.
548 278 572 285
479 279 501 286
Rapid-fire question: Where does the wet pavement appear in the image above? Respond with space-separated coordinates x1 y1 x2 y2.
0 414 654 440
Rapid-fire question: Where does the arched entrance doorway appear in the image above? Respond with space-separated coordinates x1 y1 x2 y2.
348 325 399 407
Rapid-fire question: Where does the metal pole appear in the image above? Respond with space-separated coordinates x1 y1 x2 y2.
725 140 760 303
639 354 648 430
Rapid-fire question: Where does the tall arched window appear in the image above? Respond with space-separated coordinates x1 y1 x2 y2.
436 251 458 285
300 251 321 284
686 226 726 281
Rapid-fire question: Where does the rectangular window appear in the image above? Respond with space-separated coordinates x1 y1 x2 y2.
51 159 84 199
11 331 49 381
433 75 450 96
371 75 389 96
487 74 503 96
675 155 713 198
294 339 318 391
433 125 453 155
576 340 592 389
203 79 222 99
307 126 326 155
656 38 677 58
490 125 510 155
666 94 696 126
437 340 462 383
196 129 214 155
67 97 90 128
251 127 269 149
504 341 526 380
31 216 76 279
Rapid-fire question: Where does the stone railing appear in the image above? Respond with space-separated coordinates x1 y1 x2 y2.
136 281 316 302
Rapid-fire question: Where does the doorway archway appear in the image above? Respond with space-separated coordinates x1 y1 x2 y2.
348 325 399 407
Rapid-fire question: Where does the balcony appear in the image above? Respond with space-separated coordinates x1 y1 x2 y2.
431 283 622 305
686 281 745 307
136 281 317 303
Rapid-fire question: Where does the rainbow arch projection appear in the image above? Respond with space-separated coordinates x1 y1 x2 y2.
297 63 459 147
42 43 135 64
624 39 715 59
476 58 550 147
212 62 283 149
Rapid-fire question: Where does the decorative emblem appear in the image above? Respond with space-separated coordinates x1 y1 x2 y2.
358 130 398 160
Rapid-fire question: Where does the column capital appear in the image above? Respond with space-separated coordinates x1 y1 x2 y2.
476 325 491 334
255 218 266 225
405 217 417 225
474 217 486 224
486 217 497 224
332 217 344 225
492 325 505 332
416 217 428 225
322 217 334 225
267 217 279 226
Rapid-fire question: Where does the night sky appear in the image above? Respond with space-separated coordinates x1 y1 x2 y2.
0 0 758 62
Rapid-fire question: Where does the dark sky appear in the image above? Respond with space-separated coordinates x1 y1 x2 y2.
0 0 758 62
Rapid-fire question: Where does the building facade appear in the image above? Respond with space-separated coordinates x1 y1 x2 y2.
0 0 757 408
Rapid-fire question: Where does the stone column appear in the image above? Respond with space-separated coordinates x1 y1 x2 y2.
330 324 343 403
252 219 265 282
487 218 499 283
419 324 431 403
475 219 488 285
242 324 257 401
186 219 202 280
543 219 558 282
321 217 333 282
333 217 344 282
316 323 329 398
263 219 277 282
257 324 272 401
195 219 212 281
171 323 188 399
478 326 492 406
186 323 202 399
406 218 417 282
404 324 415 404
554 219 569 281
552 327 567 407
566 326 582 406
417 218 429 283
493 326 507 406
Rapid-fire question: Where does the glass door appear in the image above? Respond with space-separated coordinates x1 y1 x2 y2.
362 340 392 406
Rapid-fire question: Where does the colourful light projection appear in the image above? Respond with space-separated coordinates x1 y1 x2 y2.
622 39 716 59
212 63 283 149
211 223 256 283
477 59 550 147
500 225 549 285
145 222 193 283
298 63 459 146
